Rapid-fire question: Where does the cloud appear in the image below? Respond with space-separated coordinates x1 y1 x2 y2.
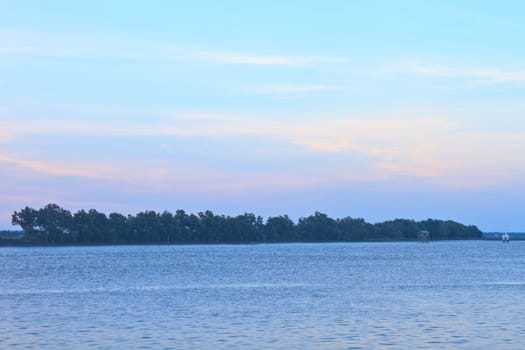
0 124 15 143
0 107 16 142
0 29 341 68
0 154 117 179
245 84 344 94
4 29 524 89
453 10 521 28
3 108 524 190
199 51 318 67
0 46 36 54
0 130 15 143
388 61 525 85
0 150 324 197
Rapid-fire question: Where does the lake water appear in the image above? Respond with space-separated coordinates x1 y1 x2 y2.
1 241 524 349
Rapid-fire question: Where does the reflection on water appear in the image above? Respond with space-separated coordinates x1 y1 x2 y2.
1 241 525 349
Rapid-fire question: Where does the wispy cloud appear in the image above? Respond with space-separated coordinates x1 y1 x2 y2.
0 107 16 142
0 29 341 68
388 61 525 85
0 151 325 195
3 108 524 189
4 29 524 88
245 84 344 94
0 130 15 143
0 154 118 179
199 51 319 67
453 10 521 29
0 46 36 54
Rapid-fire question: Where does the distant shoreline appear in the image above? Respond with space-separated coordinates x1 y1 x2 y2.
1 237 507 248
8 204 484 245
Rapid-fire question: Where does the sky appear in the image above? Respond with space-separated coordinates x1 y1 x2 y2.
1 1 524 231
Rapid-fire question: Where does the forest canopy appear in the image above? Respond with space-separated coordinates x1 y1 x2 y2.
7 203 482 245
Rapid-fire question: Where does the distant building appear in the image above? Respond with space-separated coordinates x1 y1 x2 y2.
418 230 430 242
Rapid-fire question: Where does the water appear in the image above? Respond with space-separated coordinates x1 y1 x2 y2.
1 241 524 349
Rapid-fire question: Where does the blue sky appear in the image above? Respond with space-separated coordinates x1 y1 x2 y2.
1 1 524 231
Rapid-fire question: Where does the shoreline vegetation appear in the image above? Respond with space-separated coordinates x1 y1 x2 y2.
1 203 483 246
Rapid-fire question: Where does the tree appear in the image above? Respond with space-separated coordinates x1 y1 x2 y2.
108 212 128 243
72 209 108 243
37 204 73 243
159 211 174 243
130 211 161 242
12 206 41 240
337 217 371 241
265 215 295 242
297 212 338 241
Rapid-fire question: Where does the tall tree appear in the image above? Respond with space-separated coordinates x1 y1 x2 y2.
12 206 41 240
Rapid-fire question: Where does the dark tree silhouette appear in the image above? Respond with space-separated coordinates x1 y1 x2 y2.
9 204 483 245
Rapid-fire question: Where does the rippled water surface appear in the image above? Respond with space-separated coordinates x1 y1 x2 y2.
1 241 525 349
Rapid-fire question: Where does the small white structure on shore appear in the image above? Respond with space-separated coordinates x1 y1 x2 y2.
502 233 510 243
418 230 430 242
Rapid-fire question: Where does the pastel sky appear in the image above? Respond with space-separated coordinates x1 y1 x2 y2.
1 1 524 231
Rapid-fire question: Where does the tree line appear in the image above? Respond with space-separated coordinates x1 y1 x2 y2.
7 203 482 245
